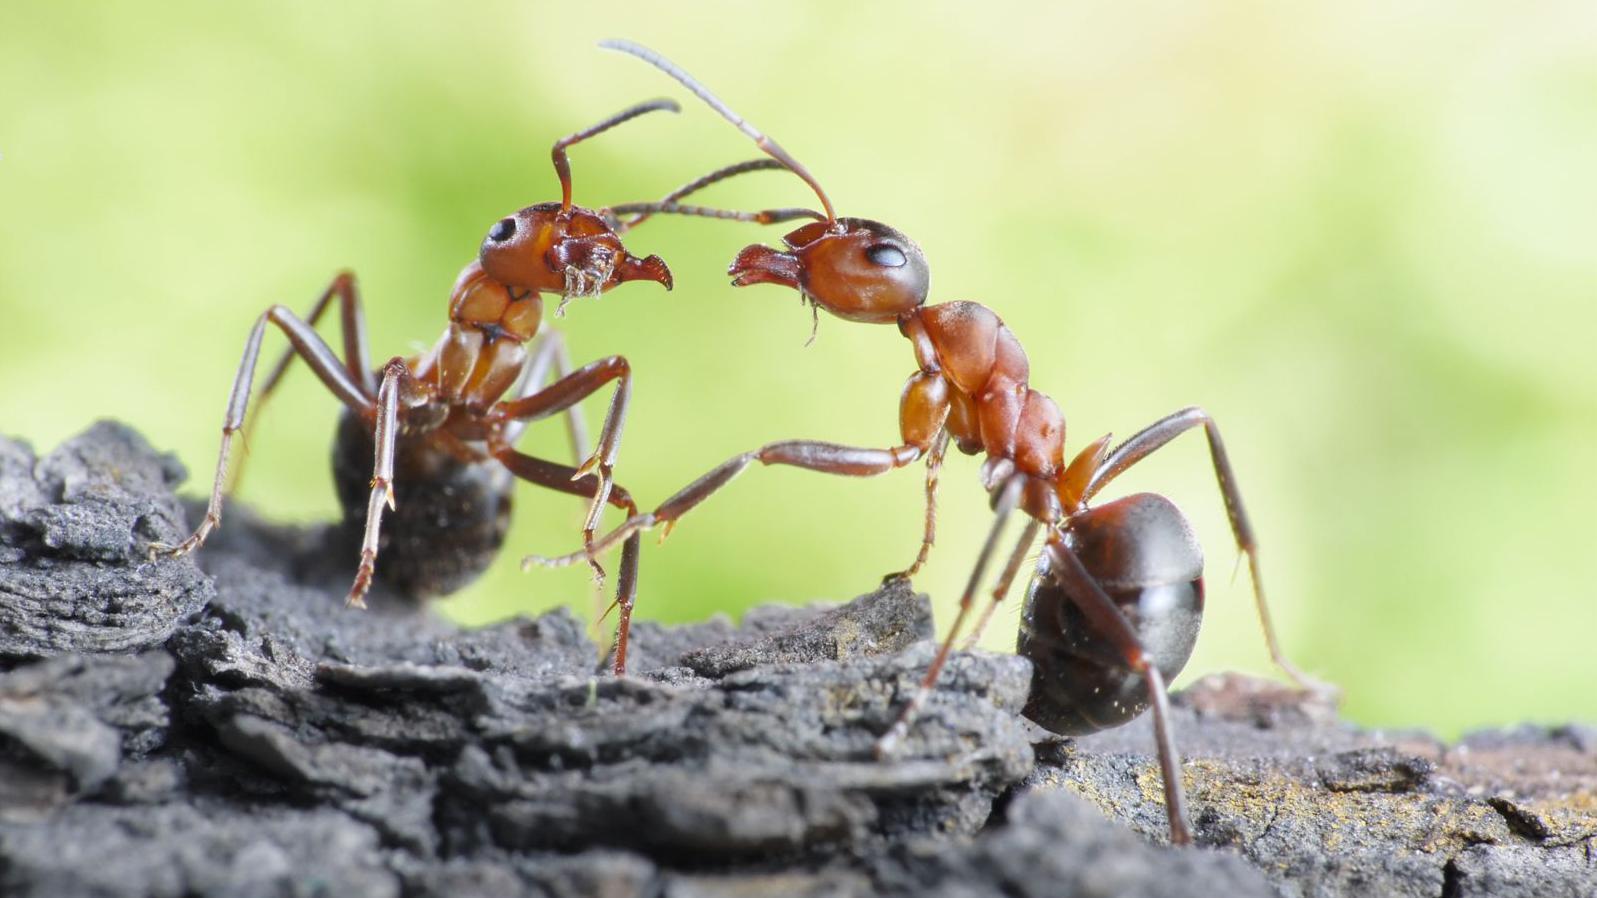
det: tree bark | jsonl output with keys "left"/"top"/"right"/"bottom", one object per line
{"left": 1, "top": 423, "right": 1591, "bottom": 897}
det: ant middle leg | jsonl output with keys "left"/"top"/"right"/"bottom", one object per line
{"left": 961, "top": 517, "right": 1043, "bottom": 651}
{"left": 509, "top": 330, "right": 591, "bottom": 466}
{"left": 490, "top": 355, "right": 633, "bottom": 563}
{"left": 1080, "top": 406, "right": 1336, "bottom": 698}
{"left": 345, "top": 358, "right": 407, "bottom": 609}
{"left": 874, "top": 475, "right": 1026, "bottom": 758}
{"left": 151, "top": 304, "right": 376, "bottom": 560}
{"left": 494, "top": 449, "right": 644, "bottom": 675}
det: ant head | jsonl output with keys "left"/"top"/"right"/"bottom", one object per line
{"left": 479, "top": 203, "right": 671, "bottom": 296}
{"left": 597, "top": 42, "right": 928, "bottom": 328}
{"left": 730, "top": 218, "right": 928, "bottom": 323}
{"left": 477, "top": 97, "right": 678, "bottom": 300}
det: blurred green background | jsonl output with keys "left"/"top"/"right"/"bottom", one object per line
{"left": 3, "top": 2, "right": 1594, "bottom": 736}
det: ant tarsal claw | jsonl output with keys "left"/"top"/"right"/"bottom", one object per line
{"left": 570, "top": 455, "right": 603, "bottom": 482}
{"left": 872, "top": 726, "right": 905, "bottom": 761}
{"left": 1294, "top": 672, "right": 1344, "bottom": 705}
{"left": 585, "top": 554, "right": 608, "bottom": 586}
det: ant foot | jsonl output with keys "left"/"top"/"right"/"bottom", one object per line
{"left": 571, "top": 455, "right": 614, "bottom": 540}
{"left": 1293, "top": 672, "right": 1344, "bottom": 706}
{"left": 346, "top": 552, "right": 375, "bottom": 609}
{"left": 872, "top": 725, "right": 906, "bottom": 761}
{"left": 146, "top": 518, "right": 216, "bottom": 561}
{"left": 570, "top": 452, "right": 604, "bottom": 484}
{"left": 581, "top": 529, "right": 609, "bottom": 586}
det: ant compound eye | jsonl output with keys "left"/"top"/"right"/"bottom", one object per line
{"left": 866, "top": 243, "right": 907, "bottom": 268}
{"left": 488, "top": 218, "right": 516, "bottom": 242}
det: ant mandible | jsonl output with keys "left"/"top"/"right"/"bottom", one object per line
{"left": 152, "top": 96, "right": 701, "bottom": 666}
{"left": 532, "top": 41, "right": 1338, "bottom": 844}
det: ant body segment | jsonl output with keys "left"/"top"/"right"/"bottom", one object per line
{"left": 153, "top": 97, "right": 694, "bottom": 667}
{"left": 532, "top": 41, "right": 1337, "bottom": 844}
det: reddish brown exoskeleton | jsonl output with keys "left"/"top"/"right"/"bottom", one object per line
{"left": 151, "top": 98, "right": 691, "bottom": 666}
{"left": 531, "top": 41, "right": 1339, "bottom": 844}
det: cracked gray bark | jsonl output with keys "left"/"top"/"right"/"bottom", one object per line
{"left": 1, "top": 422, "right": 1593, "bottom": 897}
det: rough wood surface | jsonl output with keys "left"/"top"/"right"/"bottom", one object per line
{"left": 1, "top": 423, "right": 1592, "bottom": 897}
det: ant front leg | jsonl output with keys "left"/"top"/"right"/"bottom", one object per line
{"left": 1081, "top": 407, "right": 1337, "bottom": 699}
{"left": 493, "top": 449, "right": 643, "bottom": 675}
{"left": 549, "top": 238, "right": 617, "bottom": 316}
{"left": 491, "top": 355, "right": 632, "bottom": 571}
{"left": 520, "top": 437, "right": 930, "bottom": 673}
{"left": 150, "top": 305, "right": 376, "bottom": 560}
{"left": 345, "top": 358, "right": 407, "bottom": 609}
{"left": 875, "top": 475, "right": 1025, "bottom": 758}
{"left": 889, "top": 429, "right": 949, "bottom": 582}
{"left": 888, "top": 369, "right": 956, "bottom": 581}
{"left": 524, "top": 437, "right": 932, "bottom": 570}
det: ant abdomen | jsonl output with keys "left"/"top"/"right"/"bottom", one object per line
{"left": 1019, "top": 493, "right": 1205, "bottom": 735}
{"left": 331, "top": 409, "right": 512, "bottom": 598}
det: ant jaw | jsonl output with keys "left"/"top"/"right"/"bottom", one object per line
{"left": 615, "top": 253, "right": 673, "bottom": 291}
{"left": 728, "top": 243, "right": 801, "bottom": 290}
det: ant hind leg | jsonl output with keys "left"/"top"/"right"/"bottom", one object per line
{"left": 1043, "top": 533, "right": 1193, "bottom": 846}
{"left": 150, "top": 304, "right": 375, "bottom": 561}
{"left": 874, "top": 475, "right": 1025, "bottom": 758}
{"left": 1081, "top": 406, "right": 1338, "bottom": 700}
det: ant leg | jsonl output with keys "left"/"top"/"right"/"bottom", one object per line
{"left": 512, "top": 331, "right": 616, "bottom": 629}
{"left": 610, "top": 532, "right": 641, "bottom": 675}
{"left": 491, "top": 356, "right": 631, "bottom": 565}
{"left": 1081, "top": 406, "right": 1336, "bottom": 699}
{"left": 150, "top": 305, "right": 375, "bottom": 560}
{"left": 890, "top": 429, "right": 950, "bottom": 581}
{"left": 961, "top": 518, "right": 1043, "bottom": 651}
{"left": 874, "top": 475, "right": 1025, "bottom": 758}
{"left": 1042, "top": 533, "right": 1193, "bottom": 845}
{"left": 345, "top": 359, "right": 406, "bottom": 609}
{"left": 494, "top": 450, "right": 640, "bottom": 519}
{"left": 235, "top": 273, "right": 374, "bottom": 491}
{"left": 253, "top": 272, "right": 375, "bottom": 409}
{"left": 493, "top": 449, "right": 644, "bottom": 675}
{"left": 506, "top": 330, "right": 591, "bottom": 472}
{"left": 889, "top": 372, "right": 953, "bottom": 580}
{"left": 524, "top": 438, "right": 931, "bottom": 570}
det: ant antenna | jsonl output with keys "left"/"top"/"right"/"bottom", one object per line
{"left": 611, "top": 158, "right": 822, "bottom": 232}
{"left": 609, "top": 201, "right": 822, "bottom": 230}
{"left": 599, "top": 39, "right": 838, "bottom": 223}
{"left": 553, "top": 97, "right": 680, "bottom": 212}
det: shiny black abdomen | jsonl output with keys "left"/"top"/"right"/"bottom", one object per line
{"left": 331, "top": 410, "right": 512, "bottom": 599}
{"left": 1019, "top": 492, "right": 1205, "bottom": 735}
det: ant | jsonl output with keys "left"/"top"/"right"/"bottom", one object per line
{"left": 150, "top": 96, "right": 723, "bottom": 669}
{"left": 531, "top": 41, "right": 1338, "bottom": 844}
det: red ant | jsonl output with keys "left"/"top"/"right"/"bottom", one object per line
{"left": 150, "top": 97, "right": 721, "bottom": 668}
{"left": 531, "top": 41, "right": 1338, "bottom": 844}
